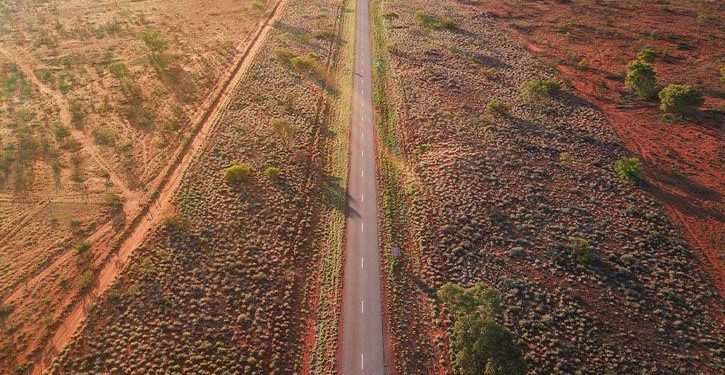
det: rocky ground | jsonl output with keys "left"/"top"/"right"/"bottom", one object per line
{"left": 375, "top": 0, "right": 724, "bottom": 373}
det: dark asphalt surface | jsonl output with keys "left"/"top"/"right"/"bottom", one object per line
{"left": 341, "top": 0, "right": 386, "bottom": 373}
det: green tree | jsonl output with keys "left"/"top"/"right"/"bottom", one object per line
{"left": 637, "top": 48, "right": 656, "bottom": 63}
{"left": 439, "top": 283, "right": 526, "bottom": 375}
{"left": 625, "top": 59, "right": 657, "bottom": 99}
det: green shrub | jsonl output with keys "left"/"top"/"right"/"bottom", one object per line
{"left": 313, "top": 30, "right": 335, "bottom": 40}
{"left": 720, "top": 66, "right": 725, "bottom": 84}
{"left": 273, "top": 49, "right": 294, "bottom": 62}
{"left": 614, "top": 156, "right": 642, "bottom": 185}
{"left": 416, "top": 12, "right": 456, "bottom": 30}
{"left": 522, "top": 78, "right": 562, "bottom": 103}
{"left": 76, "top": 241, "right": 92, "bottom": 256}
{"left": 486, "top": 100, "right": 510, "bottom": 117}
{"left": 77, "top": 270, "right": 96, "bottom": 294}
{"left": 290, "top": 54, "right": 317, "bottom": 72}
{"left": 271, "top": 119, "right": 295, "bottom": 142}
{"left": 104, "top": 192, "right": 123, "bottom": 211}
{"left": 577, "top": 58, "right": 588, "bottom": 70}
{"left": 569, "top": 237, "right": 594, "bottom": 265}
{"left": 139, "top": 29, "right": 168, "bottom": 53}
{"left": 108, "top": 61, "right": 129, "bottom": 79}
{"left": 439, "top": 283, "right": 526, "bottom": 375}
{"left": 637, "top": 48, "right": 656, "bottom": 63}
{"left": 625, "top": 59, "right": 657, "bottom": 99}
{"left": 264, "top": 166, "right": 280, "bottom": 178}
{"left": 658, "top": 84, "right": 704, "bottom": 114}
{"left": 559, "top": 151, "right": 572, "bottom": 167}
{"left": 162, "top": 215, "right": 190, "bottom": 231}
{"left": 69, "top": 99, "right": 84, "bottom": 126}
{"left": 91, "top": 127, "right": 116, "bottom": 146}
{"left": 224, "top": 163, "right": 252, "bottom": 184}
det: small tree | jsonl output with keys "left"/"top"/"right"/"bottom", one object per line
{"left": 658, "top": 84, "right": 704, "bottom": 114}
{"left": 224, "top": 163, "right": 252, "bottom": 185}
{"left": 439, "top": 283, "right": 526, "bottom": 375}
{"left": 637, "top": 47, "right": 656, "bottom": 63}
{"left": 625, "top": 59, "right": 657, "bottom": 99}
{"left": 614, "top": 156, "right": 642, "bottom": 185}
{"left": 105, "top": 192, "right": 123, "bottom": 212}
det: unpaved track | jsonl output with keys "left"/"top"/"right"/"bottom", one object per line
{"left": 29, "top": 1, "right": 290, "bottom": 373}
{"left": 341, "top": 0, "right": 386, "bottom": 373}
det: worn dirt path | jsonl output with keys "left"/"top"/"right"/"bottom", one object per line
{"left": 28, "top": 1, "right": 290, "bottom": 373}
{"left": 341, "top": 0, "right": 386, "bottom": 373}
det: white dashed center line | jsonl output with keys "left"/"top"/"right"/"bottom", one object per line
{"left": 361, "top": 353, "right": 365, "bottom": 370}
{"left": 361, "top": 257, "right": 364, "bottom": 269}
{"left": 361, "top": 300, "right": 364, "bottom": 314}
{"left": 361, "top": 222, "right": 364, "bottom": 232}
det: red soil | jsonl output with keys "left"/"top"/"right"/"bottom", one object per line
{"left": 482, "top": 0, "right": 724, "bottom": 300}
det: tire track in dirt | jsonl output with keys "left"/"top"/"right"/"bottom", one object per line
{"left": 27, "top": 1, "right": 291, "bottom": 373}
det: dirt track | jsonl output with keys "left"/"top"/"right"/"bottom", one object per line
{"left": 28, "top": 1, "right": 291, "bottom": 372}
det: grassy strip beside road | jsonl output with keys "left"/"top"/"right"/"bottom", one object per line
{"left": 310, "top": 0, "right": 355, "bottom": 372}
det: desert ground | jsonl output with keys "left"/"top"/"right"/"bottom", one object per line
{"left": 0, "top": 0, "right": 722, "bottom": 374}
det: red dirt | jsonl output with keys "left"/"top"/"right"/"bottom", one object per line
{"left": 482, "top": 0, "right": 724, "bottom": 299}
{"left": 25, "top": 2, "right": 291, "bottom": 373}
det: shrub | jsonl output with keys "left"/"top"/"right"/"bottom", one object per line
{"left": 637, "top": 47, "right": 656, "bottom": 63}
{"left": 721, "top": 66, "right": 725, "bottom": 84}
{"left": 76, "top": 241, "right": 92, "bottom": 256}
{"left": 273, "top": 49, "right": 294, "bottom": 62}
{"left": 91, "top": 127, "right": 116, "bottom": 146}
{"left": 224, "top": 163, "right": 252, "bottom": 184}
{"left": 569, "top": 237, "right": 594, "bottom": 265}
{"left": 614, "top": 156, "right": 642, "bottom": 185}
{"left": 522, "top": 78, "right": 561, "bottom": 103}
{"left": 486, "top": 100, "right": 510, "bottom": 117}
{"left": 264, "top": 166, "right": 280, "bottom": 178}
{"left": 0, "top": 303, "right": 13, "bottom": 324}
{"left": 439, "top": 283, "right": 526, "bottom": 375}
{"left": 162, "top": 215, "right": 190, "bottom": 231}
{"left": 658, "top": 84, "right": 704, "bottom": 114}
{"left": 577, "top": 58, "right": 588, "bottom": 70}
{"left": 69, "top": 99, "right": 84, "bottom": 127}
{"left": 271, "top": 119, "right": 295, "bottom": 142}
{"left": 290, "top": 54, "right": 317, "bottom": 72}
{"left": 559, "top": 151, "right": 572, "bottom": 167}
{"left": 416, "top": 13, "right": 456, "bottom": 30}
{"left": 139, "top": 29, "right": 168, "bottom": 54}
{"left": 625, "top": 59, "right": 657, "bottom": 99}
{"left": 108, "top": 61, "right": 129, "bottom": 79}
{"left": 77, "top": 270, "right": 96, "bottom": 294}
{"left": 104, "top": 192, "right": 123, "bottom": 211}
{"left": 313, "top": 30, "right": 335, "bottom": 40}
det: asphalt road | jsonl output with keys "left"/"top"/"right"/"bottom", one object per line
{"left": 341, "top": 0, "right": 386, "bottom": 373}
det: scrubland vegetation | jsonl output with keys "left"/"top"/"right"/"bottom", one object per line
{"left": 0, "top": 0, "right": 271, "bottom": 372}
{"left": 372, "top": 0, "right": 723, "bottom": 373}
{"left": 47, "top": 0, "right": 352, "bottom": 374}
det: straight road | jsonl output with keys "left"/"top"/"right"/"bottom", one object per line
{"left": 341, "top": 0, "right": 386, "bottom": 373}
